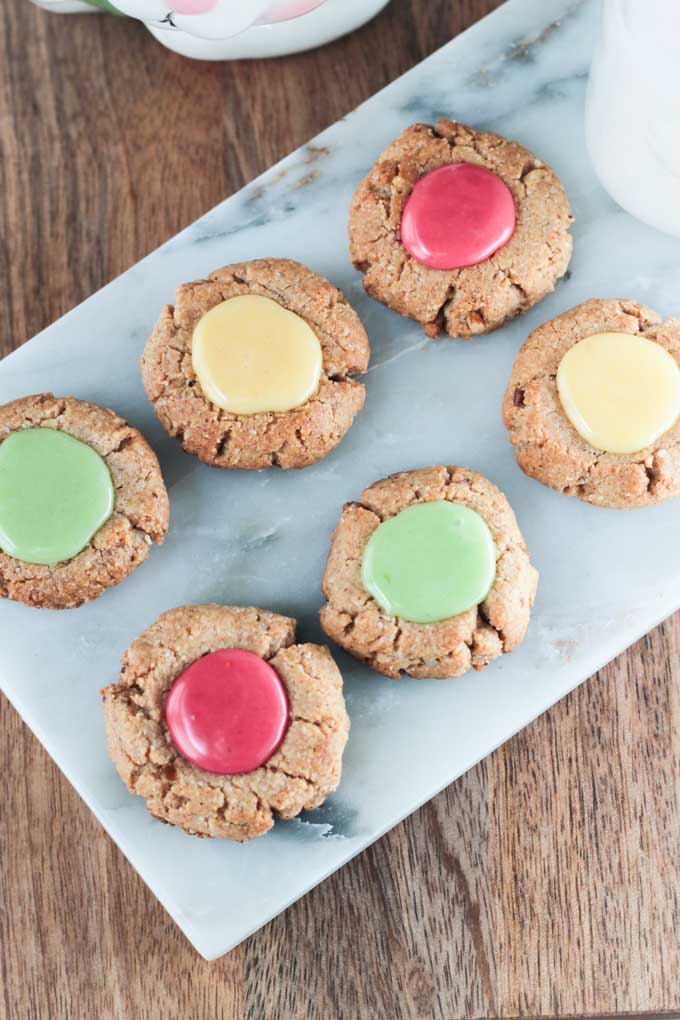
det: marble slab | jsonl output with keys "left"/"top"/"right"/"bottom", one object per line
{"left": 2, "top": 0, "right": 679, "bottom": 960}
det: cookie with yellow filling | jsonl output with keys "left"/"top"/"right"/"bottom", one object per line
{"left": 503, "top": 298, "right": 680, "bottom": 508}
{"left": 142, "top": 258, "right": 370, "bottom": 470}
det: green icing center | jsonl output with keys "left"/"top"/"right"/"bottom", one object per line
{"left": 0, "top": 428, "right": 114, "bottom": 566}
{"left": 361, "top": 499, "right": 496, "bottom": 624}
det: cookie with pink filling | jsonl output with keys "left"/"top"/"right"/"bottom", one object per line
{"left": 101, "top": 604, "right": 350, "bottom": 842}
{"left": 349, "top": 118, "right": 573, "bottom": 338}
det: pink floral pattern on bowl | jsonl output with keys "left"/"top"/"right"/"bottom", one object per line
{"left": 30, "top": 0, "right": 390, "bottom": 60}
{"left": 263, "top": 1, "right": 325, "bottom": 22}
{"left": 109, "top": 0, "right": 327, "bottom": 38}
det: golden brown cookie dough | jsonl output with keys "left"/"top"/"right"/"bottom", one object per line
{"left": 502, "top": 298, "right": 680, "bottom": 508}
{"left": 320, "top": 466, "right": 537, "bottom": 679}
{"left": 141, "top": 258, "right": 370, "bottom": 470}
{"left": 349, "top": 118, "right": 573, "bottom": 339}
{"left": 102, "top": 604, "right": 350, "bottom": 842}
{"left": 0, "top": 393, "right": 168, "bottom": 610}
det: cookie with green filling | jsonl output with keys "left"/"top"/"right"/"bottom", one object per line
{"left": 320, "top": 465, "right": 537, "bottom": 679}
{"left": 0, "top": 393, "right": 168, "bottom": 609}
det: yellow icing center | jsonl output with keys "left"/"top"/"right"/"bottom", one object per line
{"left": 192, "top": 294, "right": 323, "bottom": 415}
{"left": 556, "top": 331, "right": 680, "bottom": 454}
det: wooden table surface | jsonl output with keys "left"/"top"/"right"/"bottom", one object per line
{"left": 2, "top": 1, "right": 680, "bottom": 1018}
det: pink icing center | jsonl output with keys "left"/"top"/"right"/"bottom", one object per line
{"left": 165, "top": 648, "right": 290, "bottom": 775}
{"left": 166, "top": 0, "right": 217, "bottom": 13}
{"left": 400, "top": 163, "right": 516, "bottom": 270}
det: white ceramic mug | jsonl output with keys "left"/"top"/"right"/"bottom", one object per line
{"left": 586, "top": 0, "right": 680, "bottom": 237}
{"left": 31, "top": 0, "right": 392, "bottom": 59}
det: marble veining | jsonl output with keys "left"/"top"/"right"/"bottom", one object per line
{"left": 2, "top": 0, "right": 680, "bottom": 959}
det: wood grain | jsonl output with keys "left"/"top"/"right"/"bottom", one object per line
{"left": 1, "top": 1, "right": 680, "bottom": 1017}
